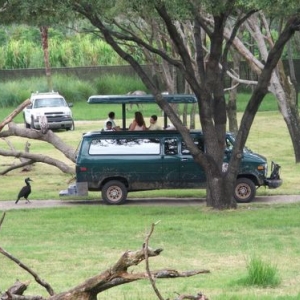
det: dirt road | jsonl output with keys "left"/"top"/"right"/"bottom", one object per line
{"left": 0, "top": 195, "right": 299, "bottom": 211}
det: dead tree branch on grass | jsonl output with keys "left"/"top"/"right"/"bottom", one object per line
{"left": 0, "top": 213, "right": 210, "bottom": 300}
{"left": 0, "top": 149, "right": 74, "bottom": 175}
{"left": 1, "top": 139, "right": 33, "bottom": 172}
{"left": 0, "top": 101, "right": 76, "bottom": 175}
{"left": 0, "top": 122, "right": 76, "bottom": 162}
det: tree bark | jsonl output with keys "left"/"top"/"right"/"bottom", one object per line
{"left": 40, "top": 26, "right": 53, "bottom": 91}
{"left": 226, "top": 49, "right": 240, "bottom": 134}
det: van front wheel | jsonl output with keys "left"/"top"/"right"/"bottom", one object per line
{"left": 102, "top": 181, "right": 127, "bottom": 205}
{"left": 234, "top": 178, "right": 256, "bottom": 203}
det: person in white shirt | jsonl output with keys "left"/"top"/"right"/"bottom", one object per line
{"left": 104, "top": 111, "right": 120, "bottom": 131}
{"left": 148, "top": 115, "right": 162, "bottom": 130}
{"left": 103, "top": 121, "right": 115, "bottom": 131}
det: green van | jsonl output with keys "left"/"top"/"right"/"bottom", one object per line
{"left": 75, "top": 129, "right": 282, "bottom": 204}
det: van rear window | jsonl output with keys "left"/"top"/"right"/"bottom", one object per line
{"left": 89, "top": 138, "right": 160, "bottom": 155}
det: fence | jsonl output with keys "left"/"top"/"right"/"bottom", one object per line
{"left": 0, "top": 61, "right": 299, "bottom": 89}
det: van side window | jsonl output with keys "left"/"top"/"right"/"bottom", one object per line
{"left": 181, "top": 138, "right": 204, "bottom": 155}
{"left": 164, "top": 138, "right": 178, "bottom": 155}
{"left": 89, "top": 138, "right": 160, "bottom": 155}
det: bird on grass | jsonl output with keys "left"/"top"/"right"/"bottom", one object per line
{"left": 15, "top": 178, "right": 33, "bottom": 204}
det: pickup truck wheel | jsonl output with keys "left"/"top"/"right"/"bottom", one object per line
{"left": 66, "top": 120, "right": 75, "bottom": 131}
{"left": 102, "top": 180, "right": 127, "bottom": 205}
{"left": 234, "top": 178, "right": 256, "bottom": 203}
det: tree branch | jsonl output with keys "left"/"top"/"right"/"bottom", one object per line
{"left": 144, "top": 222, "right": 164, "bottom": 300}
{"left": 0, "top": 149, "right": 74, "bottom": 175}
{"left": 0, "top": 99, "right": 31, "bottom": 132}
{"left": 0, "top": 247, "right": 55, "bottom": 296}
{"left": 0, "top": 122, "right": 76, "bottom": 163}
{"left": 0, "top": 159, "right": 35, "bottom": 175}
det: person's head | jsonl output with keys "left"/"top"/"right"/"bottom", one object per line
{"left": 150, "top": 115, "right": 158, "bottom": 124}
{"left": 106, "top": 121, "right": 113, "bottom": 129}
{"left": 134, "top": 111, "right": 145, "bottom": 126}
{"left": 108, "top": 112, "right": 115, "bottom": 119}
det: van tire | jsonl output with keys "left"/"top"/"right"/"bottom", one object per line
{"left": 234, "top": 178, "right": 256, "bottom": 203}
{"left": 102, "top": 180, "right": 127, "bottom": 205}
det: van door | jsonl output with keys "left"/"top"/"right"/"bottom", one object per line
{"left": 180, "top": 136, "right": 206, "bottom": 187}
{"left": 88, "top": 136, "right": 163, "bottom": 190}
{"left": 162, "top": 137, "right": 181, "bottom": 186}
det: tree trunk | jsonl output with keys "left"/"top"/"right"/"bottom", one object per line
{"left": 227, "top": 50, "right": 240, "bottom": 134}
{"left": 224, "top": 13, "right": 300, "bottom": 163}
{"left": 205, "top": 173, "right": 237, "bottom": 209}
{"left": 40, "top": 26, "right": 53, "bottom": 91}
{"left": 271, "top": 62, "right": 300, "bottom": 162}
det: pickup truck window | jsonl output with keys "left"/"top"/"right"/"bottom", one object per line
{"left": 34, "top": 98, "right": 66, "bottom": 108}
{"left": 89, "top": 138, "right": 160, "bottom": 155}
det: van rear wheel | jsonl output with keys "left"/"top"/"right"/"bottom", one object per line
{"left": 102, "top": 180, "right": 127, "bottom": 205}
{"left": 234, "top": 178, "right": 256, "bottom": 203}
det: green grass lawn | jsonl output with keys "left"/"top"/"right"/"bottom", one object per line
{"left": 1, "top": 204, "right": 300, "bottom": 299}
{"left": 1, "top": 94, "right": 300, "bottom": 299}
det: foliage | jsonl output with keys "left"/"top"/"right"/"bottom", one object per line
{"left": 0, "top": 25, "right": 128, "bottom": 68}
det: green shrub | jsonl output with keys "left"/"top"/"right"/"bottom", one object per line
{"left": 239, "top": 256, "right": 281, "bottom": 287}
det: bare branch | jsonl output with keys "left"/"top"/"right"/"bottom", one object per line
{"left": 144, "top": 222, "right": 164, "bottom": 300}
{"left": 0, "top": 122, "right": 76, "bottom": 163}
{"left": 0, "top": 247, "right": 55, "bottom": 296}
{"left": 0, "top": 212, "right": 6, "bottom": 230}
{"left": 0, "top": 149, "right": 74, "bottom": 175}
{"left": 0, "top": 99, "right": 31, "bottom": 132}
{"left": 0, "top": 159, "right": 35, "bottom": 175}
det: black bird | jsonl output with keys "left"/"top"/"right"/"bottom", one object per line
{"left": 15, "top": 178, "right": 33, "bottom": 204}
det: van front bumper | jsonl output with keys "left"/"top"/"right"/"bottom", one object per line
{"left": 265, "top": 178, "right": 283, "bottom": 189}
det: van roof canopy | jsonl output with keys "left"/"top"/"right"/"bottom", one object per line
{"left": 87, "top": 94, "right": 197, "bottom": 129}
{"left": 87, "top": 94, "right": 197, "bottom": 104}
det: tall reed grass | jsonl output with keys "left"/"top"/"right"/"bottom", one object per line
{"left": 0, "top": 74, "right": 147, "bottom": 108}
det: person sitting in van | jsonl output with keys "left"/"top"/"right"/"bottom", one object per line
{"left": 104, "top": 111, "right": 120, "bottom": 131}
{"left": 148, "top": 115, "right": 162, "bottom": 130}
{"left": 129, "top": 111, "right": 147, "bottom": 131}
{"left": 103, "top": 121, "right": 115, "bottom": 131}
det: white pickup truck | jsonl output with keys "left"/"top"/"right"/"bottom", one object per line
{"left": 23, "top": 91, "right": 74, "bottom": 131}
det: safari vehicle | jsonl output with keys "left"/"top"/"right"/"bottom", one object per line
{"left": 75, "top": 129, "right": 282, "bottom": 204}
{"left": 23, "top": 91, "right": 74, "bottom": 131}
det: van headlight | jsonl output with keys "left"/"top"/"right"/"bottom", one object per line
{"left": 257, "top": 164, "right": 268, "bottom": 176}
